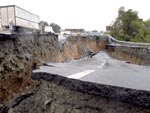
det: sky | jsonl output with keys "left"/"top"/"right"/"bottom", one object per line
{"left": 0, "top": 0, "right": 150, "bottom": 31}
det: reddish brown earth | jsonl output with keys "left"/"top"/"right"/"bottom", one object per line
{"left": 0, "top": 36, "right": 104, "bottom": 104}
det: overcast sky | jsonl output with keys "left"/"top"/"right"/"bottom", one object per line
{"left": 0, "top": 0, "right": 150, "bottom": 31}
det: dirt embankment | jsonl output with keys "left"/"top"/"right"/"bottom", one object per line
{"left": 0, "top": 35, "right": 105, "bottom": 105}
{"left": 1, "top": 35, "right": 150, "bottom": 113}
{"left": 106, "top": 45, "right": 150, "bottom": 65}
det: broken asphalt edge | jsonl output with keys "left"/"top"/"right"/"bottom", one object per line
{"left": 31, "top": 72, "right": 150, "bottom": 108}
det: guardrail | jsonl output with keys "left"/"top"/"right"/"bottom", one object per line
{"left": 103, "top": 34, "right": 150, "bottom": 47}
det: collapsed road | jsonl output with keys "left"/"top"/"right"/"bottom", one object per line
{"left": 1, "top": 33, "right": 150, "bottom": 112}
{"left": 7, "top": 51, "right": 150, "bottom": 113}
{"left": 6, "top": 51, "right": 150, "bottom": 113}
{"left": 33, "top": 51, "right": 150, "bottom": 91}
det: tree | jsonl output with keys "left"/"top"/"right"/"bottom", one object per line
{"left": 110, "top": 8, "right": 150, "bottom": 42}
{"left": 39, "top": 21, "right": 49, "bottom": 33}
{"left": 50, "top": 23, "right": 61, "bottom": 33}
{"left": 144, "top": 20, "right": 150, "bottom": 42}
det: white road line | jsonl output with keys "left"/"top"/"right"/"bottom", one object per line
{"left": 68, "top": 70, "right": 95, "bottom": 79}
{"left": 98, "top": 60, "right": 106, "bottom": 68}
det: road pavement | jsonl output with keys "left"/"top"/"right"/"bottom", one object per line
{"left": 33, "top": 51, "right": 150, "bottom": 91}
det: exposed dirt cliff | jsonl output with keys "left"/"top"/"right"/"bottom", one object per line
{"left": 0, "top": 35, "right": 105, "bottom": 105}
{"left": 105, "top": 45, "right": 150, "bottom": 65}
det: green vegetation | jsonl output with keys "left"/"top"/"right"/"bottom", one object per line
{"left": 110, "top": 8, "right": 150, "bottom": 42}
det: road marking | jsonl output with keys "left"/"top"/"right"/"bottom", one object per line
{"left": 68, "top": 70, "right": 95, "bottom": 79}
{"left": 98, "top": 60, "right": 106, "bottom": 68}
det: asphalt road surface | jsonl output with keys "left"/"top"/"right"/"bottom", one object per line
{"left": 33, "top": 51, "right": 150, "bottom": 91}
